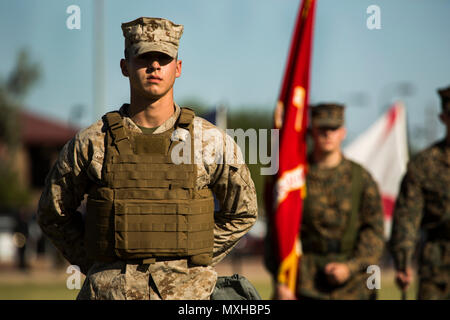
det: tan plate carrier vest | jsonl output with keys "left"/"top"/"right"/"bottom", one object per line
{"left": 85, "top": 107, "right": 215, "bottom": 266}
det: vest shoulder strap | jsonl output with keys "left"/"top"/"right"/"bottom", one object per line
{"left": 340, "top": 161, "right": 364, "bottom": 254}
{"left": 103, "top": 111, "right": 132, "bottom": 154}
{"left": 177, "top": 107, "right": 196, "bottom": 128}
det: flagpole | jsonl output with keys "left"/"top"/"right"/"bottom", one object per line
{"left": 270, "top": 0, "right": 317, "bottom": 298}
{"left": 93, "top": 0, "right": 105, "bottom": 122}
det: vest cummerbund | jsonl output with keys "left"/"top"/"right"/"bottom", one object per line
{"left": 84, "top": 107, "right": 215, "bottom": 265}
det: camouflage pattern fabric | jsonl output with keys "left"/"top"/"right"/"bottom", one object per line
{"left": 37, "top": 103, "right": 258, "bottom": 300}
{"left": 298, "top": 157, "right": 384, "bottom": 300}
{"left": 122, "top": 17, "right": 183, "bottom": 59}
{"left": 390, "top": 139, "right": 450, "bottom": 299}
{"left": 310, "top": 103, "right": 345, "bottom": 128}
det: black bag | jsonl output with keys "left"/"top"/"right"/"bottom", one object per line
{"left": 210, "top": 274, "right": 261, "bottom": 300}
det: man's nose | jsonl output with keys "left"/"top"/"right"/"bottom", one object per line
{"left": 320, "top": 130, "right": 332, "bottom": 139}
{"left": 148, "top": 60, "right": 161, "bottom": 70}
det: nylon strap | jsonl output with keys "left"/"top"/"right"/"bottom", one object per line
{"left": 177, "top": 107, "right": 195, "bottom": 127}
{"left": 104, "top": 112, "right": 133, "bottom": 155}
{"left": 340, "top": 162, "right": 363, "bottom": 254}
{"left": 113, "top": 198, "right": 214, "bottom": 215}
{"left": 114, "top": 214, "right": 214, "bottom": 232}
{"left": 302, "top": 177, "right": 328, "bottom": 253}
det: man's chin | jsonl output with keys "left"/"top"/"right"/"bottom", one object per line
{"left": 140, "top": 89, "right": 165, "bottom": 100}
{"left": 320, "top": 148, "right": 340, "bottom": 156}
{"left": 142, "top": 85, "right": 171, "bottom": 98}
{"left": 318, "top": 145, "right": 335, "bottom": 153}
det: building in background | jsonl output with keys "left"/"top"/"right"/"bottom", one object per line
{"left": 0, "top": 110, "right": 79, "bottom": 267}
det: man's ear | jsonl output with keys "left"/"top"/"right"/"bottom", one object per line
{"left": 120, "top": 59, "right": 129, "bottom": 77}
{"left": 175, "top": 59, "right": 182, "bottom": 78}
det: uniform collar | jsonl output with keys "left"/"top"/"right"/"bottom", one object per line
{"left": 118, "top": 103, "right": 181, "bottom": 134}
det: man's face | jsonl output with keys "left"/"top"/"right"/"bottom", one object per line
{"left": 120, "top": 51, "right": 182, "bottom": 99}
{"left": 311, "top": 125, "right": 347, "bottom": 154}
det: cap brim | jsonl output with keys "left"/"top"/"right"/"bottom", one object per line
{"left": 312, "top": 119, "right": 343, "bottom": 129}
{"left": 128, "top": 42, "right": 178, "bottom": 59}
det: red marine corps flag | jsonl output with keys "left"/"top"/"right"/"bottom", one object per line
{"left": 270, "top": 0, "right": 316, "bottom": 295}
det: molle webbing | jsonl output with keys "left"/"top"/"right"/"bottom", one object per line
{"left": 107, "top": 155, "right": 194, "bottom": 189}
{"left": 86, "top": 107, "right": 215, "bottom": 265}
{"left": 114, "top": 198, "right": 215, "bottom": 254}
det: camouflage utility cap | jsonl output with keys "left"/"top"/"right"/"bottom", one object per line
{"left": 311, "top": 103, "right": 345, "bottom": 128}
{"left": 438, "top": 86, "right": 450, "bottom": 113}
{"left": 121, "top": 17, "right": 184, "bottom": 59}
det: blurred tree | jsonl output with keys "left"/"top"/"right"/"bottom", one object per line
{"left": 0, "top": 163, "right": 32, "bottom": 209}
{"left": 227, "top": 107, "right": 273, "bottom": 218}
{"left": 7, "top": 50, "right": 41, "bottom": 100}
{"left": 178, "top": 98, "right": 277, "bottom": 218}
{"left": 0, "top": 49, "right": 41, "bottom": 209}
{"left": 178, "top": 96, "right": 210, "bottom": 115}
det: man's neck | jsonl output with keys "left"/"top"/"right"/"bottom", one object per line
{"left": 312, "top": 149, "right": 343, "bottom": 169}
{"left": 128, "top": 91, "right": 175, "bottom": 128}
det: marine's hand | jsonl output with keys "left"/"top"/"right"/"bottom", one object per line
{"left": 274, "top": 283, "right": 297, "bottom": 300}
{"left": 324, "top": 262, "right": 350, "bottom": 285}
{"left": 395, "top": 268, "right": 413, "bottom": 291}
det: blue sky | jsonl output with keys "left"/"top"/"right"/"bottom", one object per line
{"left": 1, "top": 0, "right": 449, "bottom": 150}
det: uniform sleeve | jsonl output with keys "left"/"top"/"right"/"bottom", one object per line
{"left": 345, "top": 170, "right": 385, "bottom": 275}
{"left": 389, "top": 160, "right": 424, "bottom": 271}
{"left": 36, "top": 134, "right": 93, "bottom": 274}
{"left": 209, "top": 134, "right": 258, "bottom": 265}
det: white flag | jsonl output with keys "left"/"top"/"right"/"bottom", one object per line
{"left": 344, "top": 102, "right": 409, "bottom": 238}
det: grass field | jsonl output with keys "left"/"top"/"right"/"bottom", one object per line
{"left": 0, "top": 256, "right": 418, "bottom": 300}
{"left": 251, "top": 276, "right": 418, "bottom": 300}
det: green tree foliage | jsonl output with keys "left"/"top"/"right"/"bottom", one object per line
{"left": 0, "top": 162, "right": 31, "bottom": 209}
{"left": 0, "top": 49, "right": 41, "bottom": 149}
{"left": 178, "top": 97, "right": 210, "bottom": 115}
{"left": 0, "top": 49, "right": 40, "bottom": 210}
{"left": 180, "top": 99, "right": 275, "bottom": 217}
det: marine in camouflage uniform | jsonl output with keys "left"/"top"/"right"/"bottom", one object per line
{"left": 390, "top": 86, "right": 450, "bottom": 300}
{"left": 266, "top": 104, "right": 384, "bottom": 300}
{"left": 37, "top": 17, "right": 257, "bottom": 300}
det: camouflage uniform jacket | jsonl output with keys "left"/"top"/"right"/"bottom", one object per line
{"left": 390, "top": 139, "right": 450, "bottom": 297}
{"left": 37, "top": 103, "right": 258, "bottom": 300}
{"left": 298, "top": 157, "right": 385, "bottom": 299}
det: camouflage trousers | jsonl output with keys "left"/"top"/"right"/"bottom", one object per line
{"left": 417, "top": 240, "right": 450, "bottom": 300}
{"left": 418, "top": 276, "right": 450, "bottom": 300}
{"left": 77, "top": 261, "right": 217, "bottom": 300}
